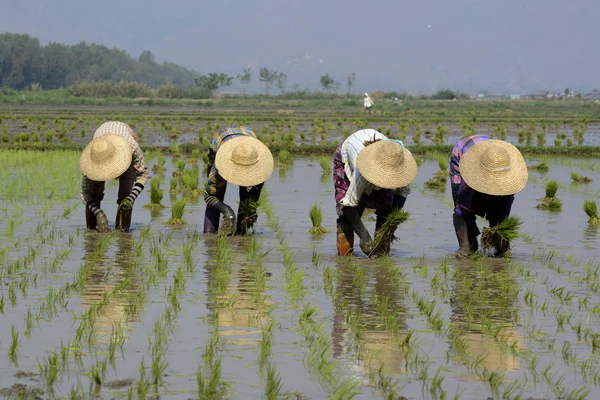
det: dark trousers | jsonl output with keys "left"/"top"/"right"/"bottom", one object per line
{"left": 336, "top": 189, "right": 394, "bottom": 229}
{"left": 85, "top": 167, "right": 136, "bottom": 229}
{"left": 451, "top": 183, "right": 514, "bottom": 228}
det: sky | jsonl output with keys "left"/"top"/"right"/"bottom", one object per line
{"left": 1, "top": 0, "right": 598, "bottom": 94}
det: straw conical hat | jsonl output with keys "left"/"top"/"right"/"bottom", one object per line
{"left": 356, "top": 140, "right": 418, "bottom": 189}
{"left": 80, "top": 134, "right": 132, "bottom": 181}
{"left": 459, "top": 140, "right": 528, "bottom": 196}
{"left": 215, "top": 136, "right": 274, "bottom": 187}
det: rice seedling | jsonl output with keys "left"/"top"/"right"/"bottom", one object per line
{"left": 537, "top": 181, "right": 562, "bottom": 210}
{"left": 238, "top": 198, "right": 261, "bottom": 234}
{"left": 370, "top": 209, "right": 409, "bottom": 256}
{"left": 308, "top": 203, "right": 329, "bottom": 234}
{"left": 481, "top": 216, "right": 522, "bottom": 253}
{"left": 145, "top": 178, "right": 166, "bottom": 209}
{"left": 571, "top": 172, "right": 592, "bottom": 183}
{"left": 165, "top": 199, "right": 187, "bottom": 225}
{"left": 278, "top": 150, "right": 292, "bottom": 165}
{"left": 152, "top": 156, "right": 167, "bottom": 173}
{"left": 584, "top": 200, "right": 600, "bottom": 225}
{"left": 529, "top": 162, "right": 549, "bottom": 172}
{"left": 318, "top": 156, "right": 330, "bottom": 171}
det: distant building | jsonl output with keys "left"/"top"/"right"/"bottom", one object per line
{"left": 510, "top": 94, "right": 521, "bottom": 100}
{"left": 584, "top": 90, "right": 600, "bottom": 100}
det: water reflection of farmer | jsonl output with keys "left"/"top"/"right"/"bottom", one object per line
{"left": 80, "top": 121, "right": 148, "bottom": 233}
{"left": 81, "top": 232, "right": 140, "bottom": 340}
{"left": 331, "top": 258, "right": 408, "bottom": 374}
{"left": 450, "top": 135, "right": 528, "bottom": 258}
{"left": 203, "top": 127, "right": 274, "bottom": 236}
{"left": 449, "top": 260, "right": 522, "bottom": 372}
{"left": 334, "top": 129, "right": 417, "bottom": 257}
{"left": 203, "top": 236, "right": 271, "bottom": 343}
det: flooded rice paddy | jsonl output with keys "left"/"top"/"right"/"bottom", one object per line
{"left": 1, "top": 149, "right": 600, "bottom": 399}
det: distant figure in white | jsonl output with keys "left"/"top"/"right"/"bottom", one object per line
{"left": 364, "top": 93, "right": 374, "bottom": 115}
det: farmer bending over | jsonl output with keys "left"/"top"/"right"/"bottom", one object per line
{"left": 451, "top": 135, "right": 528, "bottom": 258}
{"left": 80, "top": 121, "right": 148, "bottom": 232}
{"left": 334, "top": 129, "right": 417, "bottom": 256}
{"left": 204, "top": 126, "right": 274, "bottom": 236}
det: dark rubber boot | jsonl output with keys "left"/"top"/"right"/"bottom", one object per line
{"left": 86, "top": 207, "right": 98, "bottom": 230}
{"left": 453, "top": 214, "right": 471, "bottom": 258}
{"left": 115, "top": 208, "right": 132, "bottom": 231}
{"left": 336, "top": 224, "right": 354, "bottom": 256}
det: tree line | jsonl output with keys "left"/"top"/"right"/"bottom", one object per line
{"left": 0, "top": 33, "right": 199, "bottom": 90}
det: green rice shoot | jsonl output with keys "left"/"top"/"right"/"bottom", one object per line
{"left": 481, "top": 215, "right": 522, "bottom": 251}
{"left": 571, "top": 172, "right": 593, "bottom": 183}
{"left": 278, "top": 150, "right": 292, "bottom": 165}
{"left": 545, "top": 180, "right": 558, "bottom": 198}
{"left": 146, "top": 178, "right": 166, "bottom": 209}
{"left": 370, "top": 209, "right": 409, "bottom": 256}
{"left": 529, "top": 162, "right": 549, "bottom": 173}
{"left": 308, "top": 203, "right": 329, "bottom": 234}
{"left": 166, "top": 199, "right": 187, "bottom": 225}
{"left": 584, "top": 200, "right": 600, "bottom": 225}
{"left": 318, "top": 156, "right": 330, "bottom": 171}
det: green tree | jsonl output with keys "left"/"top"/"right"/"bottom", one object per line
{"left": 259, "top": 67, "right": 279, "bottom": 95}
{"left": 194, "top": 73, "right": 234, "bottom": 96}
{"left": 320, "top": 73, "right": 338, "bottom": 93}
{"left": 564, "top": 88, "right": 570, "bottom": 99}
{"left": 346, "top": 72, "right": 356, "bottom": 94}
{"left": 275, "top": 73, "right": 287, "bottom": 93}
{"left": 238, "top": 67, "right": 252, "bottom": 93}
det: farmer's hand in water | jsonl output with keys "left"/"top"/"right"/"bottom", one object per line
{"left": 219, "top": 204, "right": 237, "bottom": 236}
{"left": 96, "top": 211, "right": 110, "bottom": 233}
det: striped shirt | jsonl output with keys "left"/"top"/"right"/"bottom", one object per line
{"left": 450, "top": 134, "right": 491, "bottom": 185}
{"left": 81, "top": 121, "right": 148, "bottom": 204}
{"left": 340, "top": 129, "right": 411, "bottom": 208}
{"left": 206, "top": 126, "right": 256, "bottom": 195}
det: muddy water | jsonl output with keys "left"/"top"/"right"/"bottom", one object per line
{"left": 1, "top": 153, "right": 600, "bottom": 399}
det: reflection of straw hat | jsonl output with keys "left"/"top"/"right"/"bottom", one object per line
{"left": 356, "top": 140, "right": 418, "bottom": 189}
{"left": 459, "top": 140, "right": 528, "bottom": 196}
{"left": 215, "top": 136, "right": 274, "bottom": 187}
{"left": 80, "top": 134, "right": 132, "bottom": 181}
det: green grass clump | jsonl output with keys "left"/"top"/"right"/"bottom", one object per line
{"left": 308, "top": 203, "right": 329, "bottom": 234}
{"left": 145, "top": 178, "right": 166, "bottom": 209}
{"left": 571, "top": 172, "right": 592, "bottom": 183}
{"left": 278, "top": 150, "right": 292, "bottom": 165}
{"left": 481, "top": 215, "right": 522, "bottom": 251}
{"left": 166, "top": 199, "right": 187, "bottom": 225}
{"left": 545, "top": 180, "right": 558, "bottom": 198}
{"left": 370, "top": 209, "right": 409, "bottom": 256}
{"left": 152, "top": 156, "right": 167, "bottom": 173}
{"left": 584, "top": 200, "right": 599, "bottom": 225}
{"left": 529, "top": 162, "right": 549, "bottom": 172}
{"left": 318, "top": 156, "right": 330, "bottom": 171}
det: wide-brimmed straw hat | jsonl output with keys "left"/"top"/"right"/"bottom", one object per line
{"left": 356, "top": 140, "right": 418, "bottom": 189}
{"left": 80, "top": 134, "right": 132, "bottom": 181}
{"left": 215, "top": 136, "right": 274, "bottom": 187}
{"left": 459, "top": 139, "right": 528, "bottom": 196}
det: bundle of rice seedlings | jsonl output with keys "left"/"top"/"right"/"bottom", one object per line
{"left": 145, "top": 178, "right": 166, "bottom": 209}
{"left": 424, "top": 174, "right": 447, "bottom": 189}
{"left": 528, "top": 163, "right": 549, "bottom": 173}
{"left": 152, "top": 156, "right": 167, "bottom": 174}
{"left": 537, "top": 197, "right": 562, "bottom": 211}
{"left": 278, "top": 150, "right": 292, "bottom": 165}
{"left": 584, "top": 200, "right": 600, "bottom": 225}
{"left": 238, "top": 198, "right": 262, "bottom": 233}
{"left": 481, "top": 215, "right": 522, "bottom": 252}
{"left": 437, "top": 155, "right": 449, "bottom": 174}
{"left": 370, "top": 209, "right": 410, "bottom": 256}
{"left": 318, "top": 156, "right": 331, "bottom": 171}
{"left": 166, "top": 199, "right": 187, "bottom": 225}
{"left": 170, "top": 143, "right": 181, "bottom": 157}
{"left": 571, "top": 172, "right": 593, "bottom": 183}
{"left": 181, "top": 167, "right": 200, "bottom": 196}
{"left": 545, "top": 180, "right": 558, "bottom": 198}
{"left": 308, "top": 204, "right": 329, "bottom": 234}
